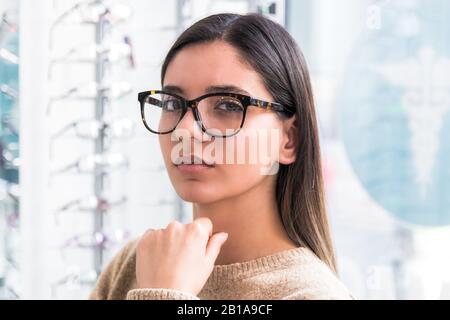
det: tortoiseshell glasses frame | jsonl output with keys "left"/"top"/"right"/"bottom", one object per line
{"left": 138, "top": 90, "right": 295, "bottom": 138}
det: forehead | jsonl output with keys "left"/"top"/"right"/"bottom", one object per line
{"left": 163, "top": 41, "right": 265, "bottom": 96}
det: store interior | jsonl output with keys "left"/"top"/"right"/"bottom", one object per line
{"left": 0, "top": 0, "right": 449, "bottom": 299}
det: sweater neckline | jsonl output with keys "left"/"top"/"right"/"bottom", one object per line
{"left": 207, "top": 246, "right": 315, "bottom": 283}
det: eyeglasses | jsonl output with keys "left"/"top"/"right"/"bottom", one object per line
{"left": 1, "top": 116, "right": 19, "bottom": 136}
{"left": 138, "top": 90, "right": 294, "bottom": 137}
{"left": 59, "top": 229, "right": 130, "bottom": 261}
{"left": 61, "top": 230, "right": 130, "bottom": 251}
{"left": 51, "top": 118, "right": 135, "bottom": 140}
{"left": 1, "top": 140, "right": 19, "bottom": 170}
{"left": 51, "top": 38, "right": 133, "bottom": 64}
{"left": 0, "top": 48, "right": 18, "bottom": 65}
{"left": 49, "top": 36, "right": 135, "bottom": 78}
{"left": 51, "top": 1, "right": 132, "bottom": 27}
{"left": 53, "top": 195, "right": 127, "bottom": 224}
{"left": 47, "top": 81, "right": 132, "bottom": 114}
{"left": 0, "top": 84, "right": 17, "bottom": 99}
{"left": 51, "top": 152, "right": 128, "bottom": 176}
{"left": 50, "top": 266, "right": 99, "bottom": 298}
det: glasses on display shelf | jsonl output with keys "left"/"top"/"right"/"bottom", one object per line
{"left": 51, "top": 1, "right": 132, "bottom": 28}
{"left": 2, "top": 228, "right": 20, "bottom": 275}
{"left": 50, "top": 266, "right": 98, "bottom": 298}
{"left": 2, "top": 191, "right": 19, "bottom": 223}
{"left": 123, "top": 36, "right": 134, "bottom": 68}
{"left": 0, "top": 84, "right": 18, "bottom": 99}
{"left": 53, "top": 195, "right": 127, "bottom": 224}
{"left": 138, "top": 89, "right": 295, "bottom": 138}
{"left": 49, "top": 81, "right": 132, "bottom": 101}
{"left": 46, "top": 0, "right": 136, "bottom": 287}
{"left": 0, "top": 141, "right": 20, "bottom": 170}
{"left": 56, "top": 194, "right": 127, "bottom": 213}
{"left": 50, "top": 36, "right": 134, "bottom": 65}
{"left": 49, "top": 119, "right": 135, "bottom": 160}
{"left": 50, "top": 152, "right": 129, "bottom": 177}
{"left": 3, "top": 251, "right": 19, "bottom": 272}
{"left": 62, "top": 229, "right": 130, "bottom": 249}
{"left": 46, "top": 81, "right": 132, "bottom": 114}
{"left": 2, "top": 240, "right": 20, "bottom": 273}
{"left": 2, "top": 280, "right": 20, "bottom": 300}
{"left": 4, "top": 211, "right": 19, "bottom": 229}
{"left": 0, "top": 47, "right": 18, "bottom": 65}
{"left": 49, "top": 1, "right": 132, "bottom": 51}
{"left": 48, "top": 35, "right": 135, "bottom": 79}
{"left": 0, "top": 181, "right": 19, "bottom": 202}
{"left": 51, "top": 118, "right": 135, "bottom": 141}
{"left": 0, "top": 13, "right": 18, "bottom": 47}
{"left": 1, "top": 12, "right": 18, "bottom": 32}
{"left": 59, "top": 229, "right": 130, "bottom": 261}
{"left": 1, "top": 116, "right": 19, "bottom": 137}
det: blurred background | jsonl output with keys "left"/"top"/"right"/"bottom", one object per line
{"left": 0, "top": 0, "right": 449, "bottom": 299}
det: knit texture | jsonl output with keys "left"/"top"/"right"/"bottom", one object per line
{"left": 89, "top": 238, "right": 356, "bottom": 300}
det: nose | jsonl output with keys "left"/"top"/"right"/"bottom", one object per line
{"left": 172, "top": 105, "right": 206, "bottom": 142}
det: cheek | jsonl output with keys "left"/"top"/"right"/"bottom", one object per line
{"left": 159, "top": 135, "right": 173, "bottom": 164}
{"left": 206, "top": 130, "right": 277, "bottom": 196}
{"left": 238, "top": 112, "right": 283, "bottom": 167}
{"left": 156, "top": 117, "right": 279, "bottom": 204}
{"left": 218, "top": 162, "right": 266, "bottom": 195}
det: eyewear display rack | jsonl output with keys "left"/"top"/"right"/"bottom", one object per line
{"left": 0, "top": 6, "right": 20, "bottom": 300}
{"left": 47, "top": 0, "right": 133, "bottom": 294}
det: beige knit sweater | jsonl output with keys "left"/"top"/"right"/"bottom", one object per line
{"left": 89, "top": 238, "right": 356, "bottom": 300}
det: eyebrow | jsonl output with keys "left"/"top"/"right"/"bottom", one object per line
{"left": 162, "top": 85, "right": 250, "bottom": 96}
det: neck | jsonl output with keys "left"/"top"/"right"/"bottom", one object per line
{"left": 192, "top": 177, "right": 298, "bottom": 265}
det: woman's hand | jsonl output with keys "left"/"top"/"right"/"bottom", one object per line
{"left": 135, "top": 217, "right": 228, "bottom": 296}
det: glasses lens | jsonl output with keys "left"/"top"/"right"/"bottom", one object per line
{"left": 197, "top": 95, "right": 244, "bottom": 136}
{"left": 142, "top": 92, "right": 183, "bottom": 133}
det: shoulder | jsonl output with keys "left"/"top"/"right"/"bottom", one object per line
{"left": 89, "top": 237, "right": 139, "bottom": 300}
{"left": 281, "top": 247, "right": 356, "bottom": 300}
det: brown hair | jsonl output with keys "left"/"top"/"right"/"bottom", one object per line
{"left": 161, "top": 13, "right": 337, "bottom": 273}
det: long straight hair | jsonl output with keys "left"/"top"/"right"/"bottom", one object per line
{"left": 160, "top": 13, "right": 337, "bottom": 273}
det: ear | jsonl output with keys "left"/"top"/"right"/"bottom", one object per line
{"left": 278, "top": 115, "right": 298, "bottom": 165}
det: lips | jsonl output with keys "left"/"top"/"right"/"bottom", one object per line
{"left": 175, "top": 154, "right": 215, "bottom": 167}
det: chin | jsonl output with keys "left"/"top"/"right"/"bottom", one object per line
{"left": 173, "top": 182, "right": 219, "bottom": 204}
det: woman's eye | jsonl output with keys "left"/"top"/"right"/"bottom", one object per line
{"left": 215, "top": 101, "right": 243, "bottom": 112}
{"left": 162, "top": 99, "right": 181, "bottom": 111}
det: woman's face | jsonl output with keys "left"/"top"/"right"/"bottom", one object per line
{"left": 160, "top": 40, "right": 295, "bottom": 203}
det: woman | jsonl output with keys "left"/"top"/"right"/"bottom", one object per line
{"left": 89, "top": 12, "right": 355, "bottom": 300}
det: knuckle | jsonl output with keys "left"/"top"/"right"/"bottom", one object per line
{"left": 139, "top": 229, "right": 156, "bottom": 245}
{"left": 190, "top": 221, "right": 202, "bottom": 230}
{"left": 190, "top": 221, "right": 207, "bottom": 236}
{"left": 144, "top": 228, "right": 155, "bottom": 235}
{"left": 166, "top": 220, "right": 182, "bottom": 230}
